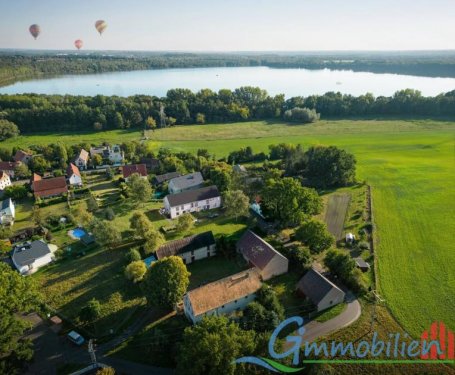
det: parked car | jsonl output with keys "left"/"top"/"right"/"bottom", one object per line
{"left": 67, "top": 330, "right": 85, "bottom": 345}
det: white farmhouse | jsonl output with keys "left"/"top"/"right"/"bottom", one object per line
{"left": 168, "top": 172, "right": 204, "bottom": 194}
{"left": 0, "top": 171, "right": 12, "bottom": 191}
{"left": 0, "top": 198, "right": 15, "bottom": 225}
{"left": 183, "top": 268, "right": 262, "bottom": 324}
{"left": 66, "top": 163, "right": 83, "bottom": 187}
{"left": 155, "top": 231, "right": 216, "bottom": 265}
{"left": 164, "top": 185, "right": 221, "bottom": 219}
{"left": 236, "top": 230, "right": 289, "bottom": 281}
{"left": 12, "top": 240, "right": 57, "bottom": 275}
{"left": 296, "top": 268, "right": 346, "bottom": 312}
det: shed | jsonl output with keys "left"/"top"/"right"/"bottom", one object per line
{"left": 354, "top": 257, "right": 371, "bottom": 272}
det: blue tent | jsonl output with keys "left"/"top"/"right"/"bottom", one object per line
{"left": 143, "top": 255, "right": 157, "bottom": 268}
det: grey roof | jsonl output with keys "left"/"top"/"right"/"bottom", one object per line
{"left": 153, "top": 172, "right": 181, "bottom": 184}
{"left": 156, "top": 231, "right": 215, "bottom": 259}
{"left": 169, "top": 172, "right": 204, "bottom": 190}
{"left": 237, "top": 230, "right": 283, "bottom": 270}
{"left": 12, "top": 240, "right": 51, "bottom": 267}
{"left": 165, "top": 185, "right": 220, "bottom": 207}
{"left": 354, "top": 257, "right": 370, "bottom": 269}
{"left": 297, "top": 268, "right": 344, "bottom": 305}
{"left": 0, "top": 198, "right": 13, "bottom": 210}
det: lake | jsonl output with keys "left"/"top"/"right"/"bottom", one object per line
{"left": 1, "top": 66, "right": 454, "bottom": 97}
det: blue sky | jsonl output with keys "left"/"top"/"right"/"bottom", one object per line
{"left": 0, "top": 0, "right": 454, "bottom": 51}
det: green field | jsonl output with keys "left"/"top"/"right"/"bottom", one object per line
{"left": 4, "top": 118, "right": 455, "bottom": 337}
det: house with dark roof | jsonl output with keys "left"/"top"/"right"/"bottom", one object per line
{"left": 66, "top": 163, "right": 82, "bottom": 187}
{"left": 33, "top": 176, "right": 68, "bottom": 199}
{"left": 122, "top": 164, "right": 148, "bottom": 181}
{"left": 168, "top": 172, "right": 204, "bottom": 194}
{"left": 164, "top": 185, "right": 221, "bottom": 219}
{"left": 14, "top": 150, "right": 32, "bottom": 164}
{"left": 0, "top": 198, "right": 15, "bottom": 225}
{"left": 155, "top": 231, "right": 216, "bottom": 264}
{"left": 0, "top": 161, "right": 19, "bottom": 178}
{"left": 236, "top": 230, "right": 288, "bottom": 281}
{"left": 296, "top": 268, "right": 346, "bottom": 312}
{"left": 152, "top": 172, "right": 181, "bottom": 186}
{"left": 140, "top": 157, "right": 160, "bottom": 172}
{"left": 11, "top": 240, "right": 57, "bottom": 275}
{"left": 74, "top": 149, "right": 89, "bottom": 170}
{"left": 183, "top": 268, "right": 262, "bottom": 324}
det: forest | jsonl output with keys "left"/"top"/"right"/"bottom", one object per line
{"left": 0, "top": 87, "right": 454, "bottom": 134}
{"left": 1, "top": 51, "right": 455, "bottom": 87}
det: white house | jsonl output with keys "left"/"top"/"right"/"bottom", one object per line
{"left": 236, "top": 230, "right": 289, "bottom": 281}
{"left": 168, "top": 172, "right": 204, "bottom": 194}
{"left": 90, "top": 144, "right": 124, "bottom": 165}
{"left": 12, "top": 240, "right": 58, "bottom": 275}
{"left": 0, "top": 171, "right": 12, "bottom": 191}
{"left": 155, "top": 231, "right": 216, "bottom": 265}
{"left": 164, "top": 185, "right": 221, "bottom": 219}
{"left": 66, "top": 163, "right": 83, "bottom": 187}
{"left": 296, "top": 268, "right": 346, "bottom": 312}
{"left": 74, "top": 149, "right": 89, "bottom": 170}
{"left": 183, "top": 268, "right": 262, "bottom": 324}
{"left": 0, "top": 198, "right": 15, "bottom": 225}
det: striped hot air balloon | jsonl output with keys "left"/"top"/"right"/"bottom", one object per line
{"left": 95, "top": 20, "right": 107, "bottom": 35}
{"left": 29, "top": 24, "right": 41, "bottom": 39}
{"left": 74, "top": 39, "right": 83, "bottom": 50}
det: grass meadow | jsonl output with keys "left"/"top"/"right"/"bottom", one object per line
{"left": 5, "top": 118, "right": 454, "bottom": 338}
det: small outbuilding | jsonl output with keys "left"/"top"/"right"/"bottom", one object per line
{"left": 346, "top": 233, "right": 356, "bottom": 244}
{"left": 296, "top": 268, "right": 345, "bottom": 312}
{"left": 354, "top": 257, "right": 371, "bottom": 272}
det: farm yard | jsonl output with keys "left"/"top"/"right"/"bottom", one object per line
{"left": 3, "top": 118, "right": 453, "bottom": 344}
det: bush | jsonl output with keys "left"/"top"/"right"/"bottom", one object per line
{"left": 125, "top": 248, "right": 141, "bottom": 263}
{"left": 358, "top": 241, "right": 370, "bottom": 250}
{"left": 104, "top": 207, "right": 115, "bottom": 221}
{"left": 295, "top": 220, "right": 334, "bottom": 253}
{"left": 284, "top": 107, "right": 320, "bottom": 123}
{"left": 125, "top": 260, "right": 147, "bottom": 283}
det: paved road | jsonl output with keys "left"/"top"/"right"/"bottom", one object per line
{"left": 296, "top": 292, "right": 361, "bottom": 343}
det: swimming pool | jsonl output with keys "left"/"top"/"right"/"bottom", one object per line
{"left": 69, "top": 228, "right": 87, "bottom": 239}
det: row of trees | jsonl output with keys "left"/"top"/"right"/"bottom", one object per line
{"left": 1, "top": 88, "right": 454, "bottom": 134}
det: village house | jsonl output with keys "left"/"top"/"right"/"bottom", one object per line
{"left": 140, "top": 157, "right": 160, "bottom": 172}
{"left": 14, "top": 150, "right": 33, "bottom": 165}
{"left": 296, "top": 268, "right": 346, "bottom": 312}
{"left": 183, "top": 268, "right": 262, "bottom": 324}
{"left": 74, "top": 149, "right": 89, "bottom": 170}
{"left": 33, "top": 176, "right": 68, "bottom": 199}
{"left": 164, "top": 185, "right": 221, "bottom": 219}
{"left": 66, "top": 163, "right": 83, "bottom": 187}
{"left": 168, "top": 172, "right": 204, "bottom": 194}
{"left": 0, "top": 198, "right": 15, "bottom": 225}
{"left": 236, "top": 230, "right": 289, "bottom": 281}
{"left": 90, "top": 144, "right": 124, "bottom": 165}
{"left": 0, "top": 171, "right": 12, "bottom": 191}
{"left": 155, "top": 231, "right": 216, "bottom": 265}
{"left": 122, "top": 164, "right": 148, "bottom": 181}
{"left": 0, "top": 161, "right": 19, "bottom": 178}
{"left": 11, "top": 240, "right": 57, "bottom": 275}
{"left": 152, "top": 171, "right": 181, "bottom": 186}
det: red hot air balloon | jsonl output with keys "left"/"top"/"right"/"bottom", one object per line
{"left": 74, "top": 39, "right": 83, "bottom": 50}
{"left": 29, "top": 24, "right": 41, "bottom": 39}
{"left": 95, "top": 20, "right": 107, "bottom": 35}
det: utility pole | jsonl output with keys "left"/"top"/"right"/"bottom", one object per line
{"left": 370, "top": 290, "right": 385, "bottom": 332}
{"left": 88, "top": 339, "right": 97, "bottom": 368}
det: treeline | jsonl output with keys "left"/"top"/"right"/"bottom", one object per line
{"left": 1, "top": 52, "right": 455, "bottom": 85}
{"left": 0, "top": 87, "right": 455, "bottom": 134}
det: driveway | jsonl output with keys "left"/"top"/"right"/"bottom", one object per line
{"left": 296, "top": 291, "right": 361, "bottom": 343}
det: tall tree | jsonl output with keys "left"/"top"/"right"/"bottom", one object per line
{"left": 295, "top": 220, "right": 334, "bottom": 253}
{"left": 127, "top": 173, "right": 153, "bottom": 204}
{"left": 176, "top": 212, "right": 195, "bottom": 234}
{"left": 92, "top": 220, "right": 122, "bottom": 249}
{"left": 223, "top": 190, "right": 250, "bottom": 221}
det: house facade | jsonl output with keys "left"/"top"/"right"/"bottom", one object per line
{"left": 155, "top": 231, "right": 216, "bottom": 265}
{"left": 164, "top": 185, "right": 221, "bottom": 219}
{"left": 168, "top": 172, "right": 204, "bottom": 194}
{"left": 74, "top": 149, "right": 89, "bottom": 170}
{"left": 183, "top": 269, "right": 262, "bottom": 324}
{"left": 66, "top": 163, "right": 83, "bottom": 187}
{"left": 0, "top": 171, "right": 12, "bottom": 191}
{"left": 0, "top": 198, "right": 15, "bottom": 225}
{"left": 12, "top": 240, "right": 57, "bottom": 275}
{"left": 236, "top": 230, "right": 289, "bottom": 281}
{"left": 296, "top": 268, "right": 346, "bottom": 312}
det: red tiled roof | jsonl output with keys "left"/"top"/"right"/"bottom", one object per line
{"left": 0, "top": 161, "right": 18, "bottom": 171}
{"left": 33, "top": 176, "right": 68, "bottom": 198}
{"left": 66, "top": 163, "right": 81, "bottom": 177}
{"left": 122, "top": 164, "right": 147, "bottom": 178}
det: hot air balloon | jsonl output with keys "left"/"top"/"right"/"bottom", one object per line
{"left": 29, "top": 24, "right": 41, "bottom": 39}
{"left": 74, "top": 39, "right": 83, "bottom": 50}
{"left": 95, "top": 20, "right": 107, "bottom": 35}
